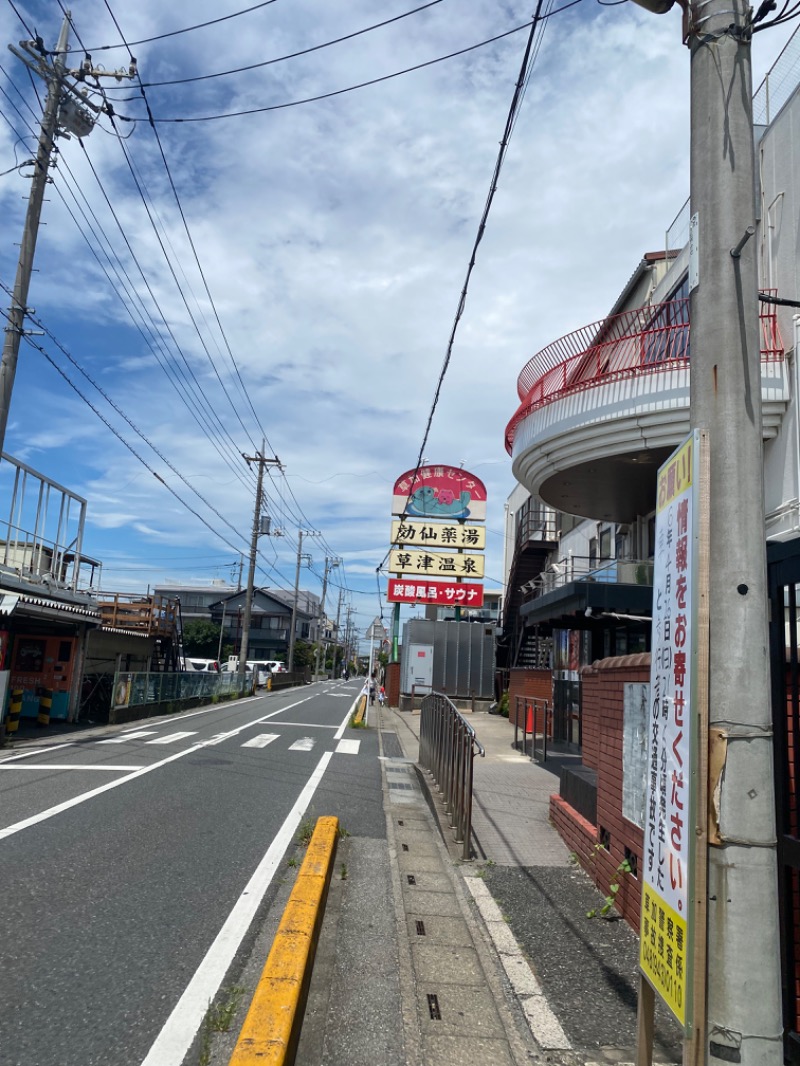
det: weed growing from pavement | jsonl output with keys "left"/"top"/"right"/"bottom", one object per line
{"left": 340, "top": 862, "right": 348, "bottom": 880}
{"left": 198, "top": 986, "right": 247, "bottom": 1064}
{"left": 286, "top": 855, "right": 298, "bottom": 868}
{"left": 474, "top": 859, "right": 495, "bottom": 879}
{"left": 350, "top": 712, "right": 368, "bottom": 729}
{"left": 296, "top": 814, "right": 315, "bottom": 846}
{"left": 587, "top": 856, "right": 632, "bottom": 919}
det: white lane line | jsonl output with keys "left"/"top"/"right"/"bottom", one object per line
{"left": 0, "top": 764, "right": 142, "bottom": 771}
{"left": 98, "top": 731, "right": 157, "bottom": 744}
{"left": 464, "top": 876, "right": 571, "bottom": 1050}
{"left": 288, "top": 737, "right": 315, "bottom": 752}
{"left": 270, "top": 721, "right": 337, "bottom": 729}
{"left": 241, "top": 734, "right": 279, "bottom": 749}
{"left": 335, "top": 739, "right": 360, "bottom": 755}
{"left": 205, "top": 730, "right": 242, "bottom": 747}
{"left": 139, "top": 752, "right": 333, "bottom": 1066}
{"left": 0, "top": 743, "right": 76, "bottom": 764}
{"left": 0, "top": 709, "right": 282, "bottom": 842}
{"left": 255, "top": 694, "right": 316, "bottom": 723}
{"left": 333, "top": 698, "right": 360, "bottom": 740}
{"left": 146, "top": 731, "right": 198, "bottom": 745}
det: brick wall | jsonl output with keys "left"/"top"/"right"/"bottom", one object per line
{"left": 549, "top": 653, "right": 650, "bottom": 930}
{"left": 508, "top": 668, "right": 551, "bottom": 727}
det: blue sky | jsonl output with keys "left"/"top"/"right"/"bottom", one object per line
{"left": 0, "top": 0, "right": 794, "bottom": 643}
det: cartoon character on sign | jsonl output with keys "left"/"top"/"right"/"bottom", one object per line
{"left": 406, "top": 486, "right": 473, "bottom": 519}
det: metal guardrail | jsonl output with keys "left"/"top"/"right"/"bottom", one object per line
{"left": 418, "top": 691, "right": 485, "bottom": 860}
{"left": 513, "top": 696, "right": 550, "bottom": 763}
{"left": 111, "top": 669, "right": 245, "bottom": 710}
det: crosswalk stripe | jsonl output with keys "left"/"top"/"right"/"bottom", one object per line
{"left": 98, "top": 731, "right": 157, "bottom": 744}
{"left": 242, "top": 734, "right": 280, "bottom": 749}
{"left": 335, "top": 739, "right": 361, "bottom": 755}
{"left": 288, "top": 737, "right": 315, "bottom": 752}
{"left": 146, "top": 731, "right": 198, "bottom": 745}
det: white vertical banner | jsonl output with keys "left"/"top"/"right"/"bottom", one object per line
{"left": 640, "top": 432, "right": 701, "bottom": 1030}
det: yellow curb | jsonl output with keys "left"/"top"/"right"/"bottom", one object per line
{"left": 228, "top": 816, "right": 339, "bottom": 1066}
{"left": 353, "top": 695, "right": 366, "bottom": 725}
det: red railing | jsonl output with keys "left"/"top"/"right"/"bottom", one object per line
{"left": 506, "top": 297, "right": 784, "bottom": 453}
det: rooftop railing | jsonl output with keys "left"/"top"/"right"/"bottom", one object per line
{"left": 506, "top": 298, "right": 783, "bottom": 453}
{"left": 520, "top": 556, "right": 655, "bottom": 600}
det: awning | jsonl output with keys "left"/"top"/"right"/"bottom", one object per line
{"left": 519, "top": 579, "right": 653, "bottom": 629}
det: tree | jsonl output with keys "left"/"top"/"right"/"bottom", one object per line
{"left": 182, "top": 619, "right": 221, "bottom": 658}
{"left": 292, "top": 639, "right": 314, "bottom": 671}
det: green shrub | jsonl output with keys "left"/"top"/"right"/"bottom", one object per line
{"left": 498, "top": 692, "right": 510, "bottom": 718}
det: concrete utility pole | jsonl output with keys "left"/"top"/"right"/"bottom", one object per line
{"left": 630, "top": 0, "right": 783, "bottom": 1058}
{"left": 238, "top": 446, "right": 280, "bottom": 692}
{"left": 1, "top": 16, "right": 134, "bottom": 455}
{"left": 314, "top": 557, "right": 340, "bottom": 679}
{"left": 688, "top": 1, "right": 782, "bottom": 1058}
{"left": 288, "top": 530, "right": 317, "bottom": 673}
{"left": 332, "top": 587, "right": 344, "bottom": 679}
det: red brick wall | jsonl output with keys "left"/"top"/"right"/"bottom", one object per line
{"left": 549, "top": 653, "right": 650, "bottom": 930}
{"left": 508, "top": 668, "right": 551, "bottom": 727}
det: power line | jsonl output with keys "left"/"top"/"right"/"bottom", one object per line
{"left": 114, "top": 12, "right": 583, "bottom": 125}
{"left": 376, "top": 0, "right": 550, "bottom": 574}
{"left": 106, "top": 1, "right": 446, "bottom": 90}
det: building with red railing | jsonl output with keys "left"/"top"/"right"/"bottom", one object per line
{"left": 499, "top": 28, "right": 800, "bottom": 1053}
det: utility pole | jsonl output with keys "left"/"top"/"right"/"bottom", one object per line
{"left": 238, "top": 445, "right": 281, "bottom": 692}
{"left": 314, "top": 557, "right": 340, "bottom": 679}
{"left": 629, "top": 0, "right": 782, "bottom": 1059}
{"left": 288, "top": 530, "right": 318, "bottom": 673}
{"left": 332, "top": 587, "right": 344, "bottom": 679}
{"left": 1, "top": 16, "right": 134, "bottom": 454}
{"left": 688, "top": 1, "right": 782, "bottom": 1058}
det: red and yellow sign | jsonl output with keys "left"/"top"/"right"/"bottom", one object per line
{"left": 392, "top": 465, "right": 487, "bottom": 521}
{"left": 388, "top": 579, "right": 484, "bottom": 607}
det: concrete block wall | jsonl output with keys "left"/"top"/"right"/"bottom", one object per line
{"left": 549, "top": 653, "right": 650, "bottom": 930}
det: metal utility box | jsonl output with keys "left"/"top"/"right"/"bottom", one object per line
{"left": 400, "top": 620, "right": 495, "bottom": 699}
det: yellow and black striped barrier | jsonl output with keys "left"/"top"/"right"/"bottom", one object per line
{"left": 6, "top": 689, "right": 22, "bottom": 735}
{"left": 37, "top": 688, "right": 52, "bottom": 727}
{"left": 229, "top": 815, "right": 339, "bottom": 1066}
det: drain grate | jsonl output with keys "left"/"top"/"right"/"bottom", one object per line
{"left": 407, "top": 874, "right": 416, "bottom": 885}
{"left": 398, "top": 819, "right": 404, "bottom": 826}
{"left": 427, "top": 993, "right": 441, "bottom": 1020}
{"left": 388, "top": 782, "right": 413, "bottom": 790}
{"left": 402, "top": 843, "right": 409, "bottom": 851}
{"left": 416, "top": 919, "right": 426, "bottom": 936}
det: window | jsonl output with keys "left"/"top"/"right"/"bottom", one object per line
{"left": 599, "top": 528, "right": 612, "bottom": 560}
{"left": 589, "top": 537, "right": 598, "bottom": 566}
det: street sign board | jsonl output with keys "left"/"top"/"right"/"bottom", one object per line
{"left": 387, "top": 578, "right": 484, "bottom": 607}
{"left": 388, "top": 549, "right": 484, "bottom": 579}
{"left": 392, "top": 465, "right": 487, "bottom": 521}
{"left": 390, "top": 519, "right": 485, "bottom": 550}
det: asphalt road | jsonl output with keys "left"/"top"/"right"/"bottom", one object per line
{"left": 0, "top": 678, "right": 381, "bottom": 1066}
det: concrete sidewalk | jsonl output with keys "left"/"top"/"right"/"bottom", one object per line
{"left": 387, "top": 705, "right": 683, "bottom": 1065}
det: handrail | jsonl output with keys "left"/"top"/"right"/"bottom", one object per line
{"left": 418, "top": 691, "right": 485, "bottom": 861}
{"left": 514, "top": 695, "right": 549, "bottom": 763}
{"left": 506, "top": 298, "right": 783, "bottom": 453}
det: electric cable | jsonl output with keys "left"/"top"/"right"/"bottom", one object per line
{"left": 113, "top": 11, "right": 583, "bottom": 125}
{"left": 108, "top": 1, "right": 446, "bottom": 89}
{"left": 376, "top": 0, "right": 549, "bottom": 581}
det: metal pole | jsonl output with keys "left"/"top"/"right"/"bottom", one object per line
{"left": 689, "top": 2, "right": 782, "bottom": 1058}
{"left": 0, "top": 17, "right": 70, "bottom": 454}
{"left": 238, "top": 447, "right": 279, "bottom": 692}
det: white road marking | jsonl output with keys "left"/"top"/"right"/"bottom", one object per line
{"left": 0, "top": 764, "right": 142, "bottom": 771}
{"left": 334, "top": 698, "right": 360, "bottom": 740}
{"left": 288, "top": 737, "right": 315, "bottom": 751}
{"left": 146, "top": 731, "right": 198, "bottom": 745}
{"left": 205, "top": 730, "right": 242, "bottom": 747}
{"left": 0, "top": 708, "right": 287, "bottom": 842}
{"left": 98, "top": 731, "right": 157, "bottom": 744}
{"left": 335, "top": 739, "right": 360, "bottom": 755}
{"left": 0, "top": 744, "right": 75, "bottom": 764}
{"left": 270, "top": 721, "right": 337, "bottom": 729}
{"left": 241, "top": 734, "right": 279, "bottom": 749}
{"left": 139, "top": 752, "right": 333, "bottom": 1066}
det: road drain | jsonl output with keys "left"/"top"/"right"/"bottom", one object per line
{"left": 427, "top": 993, "right": 441, "bottom": 1020}
{"left": 416, "top": 920, "right": 426, "bottom": 936}
{"left": 407, "top": 874, "right": 416, "bottom": 885}
{"left": 402, "top": 843, "right": 409, "bottom": 851}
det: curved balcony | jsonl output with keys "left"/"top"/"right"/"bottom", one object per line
{"left": 506, "top": 298, "right": 787, "bottom": 523}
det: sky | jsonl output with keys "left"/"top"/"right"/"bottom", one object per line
{"left": 0, "top": 0, "right": 795, "bottom": 645}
